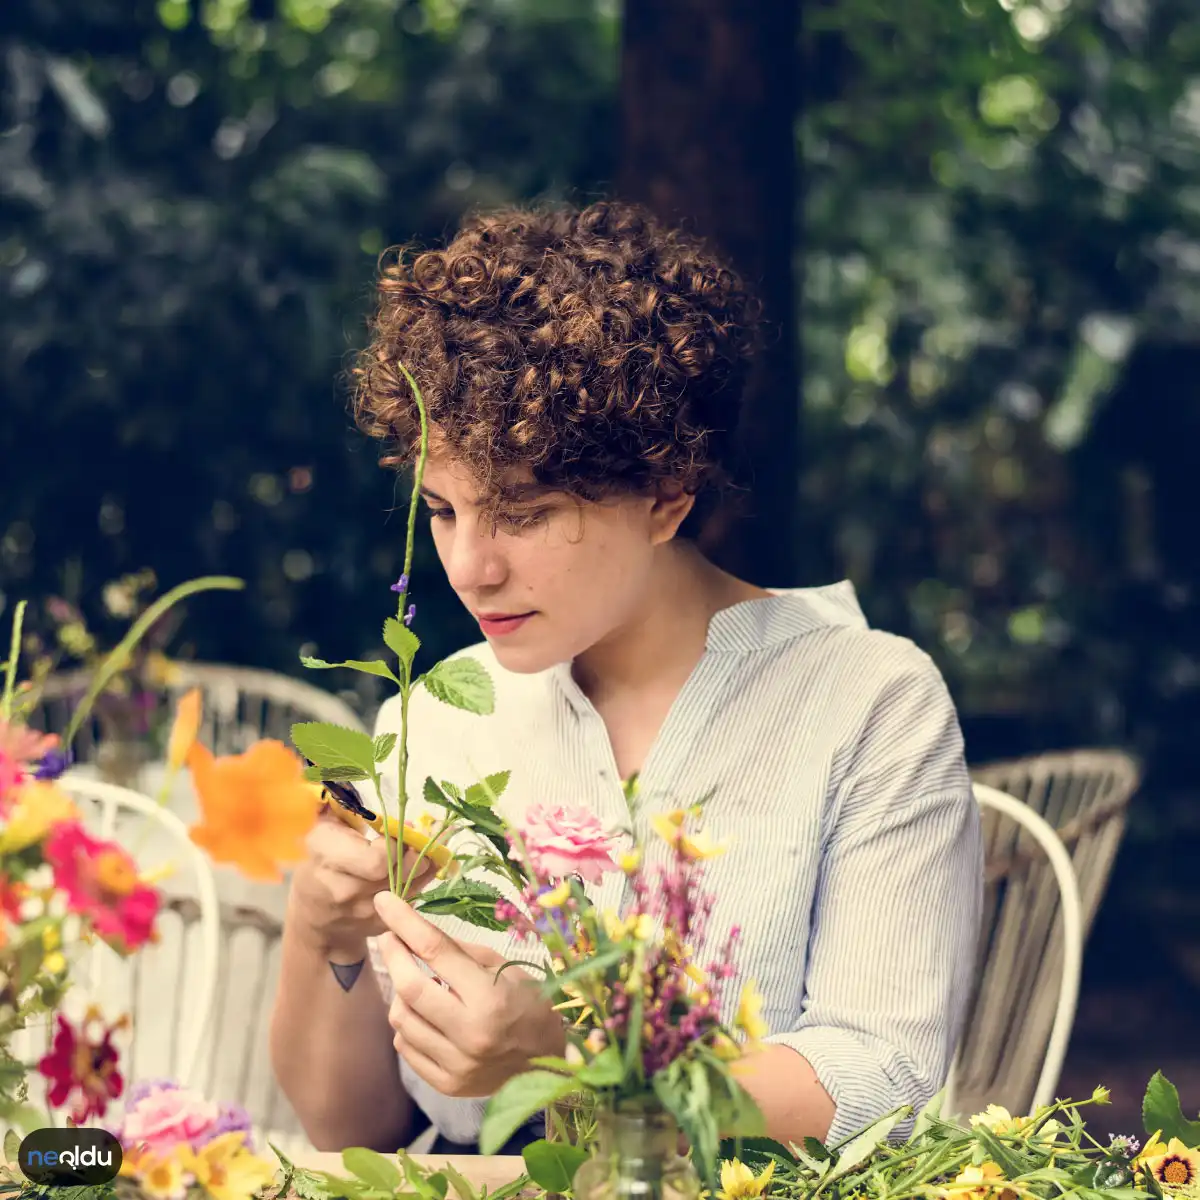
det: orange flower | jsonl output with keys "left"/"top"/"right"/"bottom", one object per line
{"left": 185, "top": 740, "right": 320, "bottom": 881}
{"left": 166, "top": 689, "right": 202, "bottom": 771}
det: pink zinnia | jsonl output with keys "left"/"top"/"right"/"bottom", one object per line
{"left": 517, "top": 803, "right": 619, "bottom": 885}
{"left": 44, "top": 822, "right": 160, "bottom": 953}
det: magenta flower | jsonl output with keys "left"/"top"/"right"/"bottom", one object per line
{"left": 516, "top": 804, "right": 620, "bottom": 885}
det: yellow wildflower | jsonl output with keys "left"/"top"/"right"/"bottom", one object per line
{"left": 711, "top": 1031, "right": 740, "bottom": 1061}
{"left": 969, "top": 1105, "right": 1028, "bottom": 1135}
{"left": 649, "top": 813, "right": 727, "bottom": 860}
{"left": 539, "top": 880, "right": 572, "bottom": 909}
{"left": 42, "top": 928, "right": 66, "bottom": 976}
{"left": 603, "top": 911, "right": 653, "bottom": 941}
{"left": 943, "top": 1161, "right": 1015, "bottom": 1200}
{"left": 0, "top": 782, "right": 79, "bottom": 852}
{"left": 1141, "top": 1138, "right": 1200, "bottom": 1189}
{"left": 166, "top": 688, "right": 202, "bottom": 771}
{"left": 735, "top": 979, "right": 769, "bottom": 1043}
{"left": 717, "top": 1158, "right": 774, "bottom": 1200}
{"left": 137, "top": 1153, "right": 187, "bottom": 1200}
{"left": 178, "top": 1133, "right": 276, "bottom": 1200}
{"left": 619, "top": 850, "right": 641, "bottom": 873}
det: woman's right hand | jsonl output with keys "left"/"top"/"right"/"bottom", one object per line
{"left": 288, "top": 810, "right": 438, "bottom": 960}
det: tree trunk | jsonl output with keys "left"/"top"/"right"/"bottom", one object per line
{"left": 618, "top": 0, "right": 799, "bottom": 585}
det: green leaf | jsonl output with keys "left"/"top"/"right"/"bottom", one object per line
{"left": 912, "top": 1087, "right": 944, "bottom": 1139}
{"left": 522, "top": 1139, "right": 588, "bottom": 1193}
{"left": 303, "top": 764, "right": 371, "bottom": 784}
{"left": 465, "top": 771, "right": 511, "bottom": 807}
{"left": 341, "top": 1147, "right": 402, "bottom": 1192}
{"left": 399, "top": 1154, "right": 449, "bottom": 1200}
{"left": 717, "top": 1135, "right": 798, "bottom": 1173}
{"left": 373, "top": 732, "right": 397, "bottom": 762}
{"left": 576, "top": 1045, "right": 626, "bottom": 1088}
{"left": 826, "top": 1106, "right": 910, "bottom": 1182}
{"left": 421, "top": 657, "right": 495, "bottom": 715}
{"left": 383, "top": 617, "right": 421, "bottom": 672}
{"left": 553, "top": 942, "right": 630, "bottom": 987}
{"left": 434, "top": 1160, "right": 480, "bottom": 1200}
{"left": 479, "top": 1070, "right": 579, "bottom": 1155}
{"left": 415, "top": 879, "right": 506, "bottom": 931}
{"left": 301, "top": 655, "right": 400, "bottom": 683}
{"left": 803, "top": 1137, "right": 830, "bottom": 1161}
{"left": 971, "top": 1124, "right": 1034, "bottom": 1181}
{"left": 291, "top": 722, "right": 378, "bottom": 775}
{"left": 1142, "top": 1071, "right": 1200, "bottom": 1146}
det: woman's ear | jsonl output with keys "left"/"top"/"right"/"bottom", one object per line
{"left": 648, "top": 484, "right": 696, "bottom": 545}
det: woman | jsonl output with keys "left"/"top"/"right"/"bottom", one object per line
{"left": 268, "top": 199, "right": 983, "bottom": 1156}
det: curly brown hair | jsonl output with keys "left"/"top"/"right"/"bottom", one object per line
{"left": 352, "top": 198, "right": 762, "bottom": 533}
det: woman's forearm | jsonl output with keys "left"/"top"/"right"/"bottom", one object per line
{"left": 269, "top": 904, "right": 414, "bottom": 1152}
{"left": 733, "top": 1044, "right": 836, "bottom": 1146}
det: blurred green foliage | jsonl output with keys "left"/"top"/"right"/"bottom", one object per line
{"left": 3, "top": 0, "right": 1199, "bottom": 921}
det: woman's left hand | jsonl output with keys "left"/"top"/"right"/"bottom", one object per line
{"left": 373, "top": 891, "right": 566, "bottom": 1098}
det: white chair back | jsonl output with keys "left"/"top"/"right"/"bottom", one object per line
{"left": 35, "top": 776, "right": 221, "bottom": 1093}
{"left": 946, "top": 782, "right": 1084, "bottom": 1119}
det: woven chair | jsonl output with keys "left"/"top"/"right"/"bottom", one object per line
{"left": 949, "top": 750, "right": 1141, "bottom": 1118}
{"left": 28, "top": 661, "right": 367, "bottom": 764}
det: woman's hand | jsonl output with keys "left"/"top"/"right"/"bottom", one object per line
{"left": 374, "top": 891, "right": 566, "bottom": 1098}
{"left": 288, "top": 811, "right": 436, "bottom": 960}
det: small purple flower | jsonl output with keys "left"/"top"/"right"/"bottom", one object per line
{"left": 34, "top": 746, "right": 74, "bottom": 780}
{"left": 1109, "top": 1134, "right": 1140, "bottom": 1158}
{"left": 124, "top": 1077, "right": 180, "bottom": 1108}
{"left": 390, "top": 573, "right": 409, "bottom": 594}
{"left": 403, "top": 604, "right": 416, "bottom": 627}
{"left": 202, "top": 1101, "right": 256, "bottom": 1151}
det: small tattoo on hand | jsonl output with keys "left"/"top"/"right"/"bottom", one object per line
{"left": 329, "top": 959, "right": 366, "bottom": 991}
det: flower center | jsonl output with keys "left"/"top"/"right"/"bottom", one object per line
{"left": 1162, "top": 1158, "right": 1192, "bottom": 1186}
{"left": 92, "top": 850, "right": 137, "bottom": 897}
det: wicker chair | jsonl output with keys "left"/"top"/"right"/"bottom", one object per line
{"left": 28, "top": 661, "right": 367, "bottom": 764}
{"left": 950, "top": 749, "right": 1141, "bottom": 1118}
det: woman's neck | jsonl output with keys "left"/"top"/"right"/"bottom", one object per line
{"left": 570, "top": 543, "right": 770, "bottom": 707}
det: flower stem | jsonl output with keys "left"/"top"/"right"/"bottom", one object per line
{"left": 1, "top": 600, "right": 27, "bottom": 722}
{"left": 390, "top": 363, "right": 430, "bottom": 896}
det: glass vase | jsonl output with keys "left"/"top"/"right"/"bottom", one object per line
{"left": 572, "top": 1101, "right": 701, "bottom": 1200}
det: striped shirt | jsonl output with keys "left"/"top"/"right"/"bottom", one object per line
{"left": 368, "top": 581, "right": 983, "bottom": 1146}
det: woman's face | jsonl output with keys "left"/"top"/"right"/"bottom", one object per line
{"left": 419, "top": 451, "right": 692, "bottom": 674}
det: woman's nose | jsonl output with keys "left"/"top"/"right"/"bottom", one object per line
{"left": 443, "top": 521, "right": 506, "bottom": 593}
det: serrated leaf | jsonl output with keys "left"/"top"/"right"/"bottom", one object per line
{"left": 383, "top": 617, "right": 421, "bottom": 672}
{"left": 575, "top": 1044, "right": 625, "bottom": 1088}
{"left": 826, "top": 1106, "right": 909, "bottom": 1181}
{"left": 465, "top": 771, "right": 511, "bottom": 807}
{"left": 373, "top": 732, "right": 397, "bottom": 762}
{"left": 479, "top": 1071, "right": 579, "bottom": 1155}
{"left": 303, "top": 764, "right": 371, "bottom": 784}
{"left": 522, "top": 1139, "right": 588, "bottom": 1194}
{"left": 1142, "top": 1071, "right": 1200, "bottom": 1146}
{"left": 415, "top": 879, "right": 506, "bottom": 931}
{"left": 421, "top": 657, "right": 495, "bottom": 715}
{"left": 291, "top": 722, "right": 378, "bottom": 775}
{"left": 342, "top": 1147, "right": 402, "bottom": 1192}
{"left": 301, "top": 654, "right": 399, "bottom": 682}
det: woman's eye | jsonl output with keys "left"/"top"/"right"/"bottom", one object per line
{"left": 426, "top": 506, "right": 454, "bottom": 522}
{"left": 497, "top": 508, "right": 549, "bottom": 530}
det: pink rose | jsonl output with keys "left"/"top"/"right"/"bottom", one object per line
{"left": 518, "top": 804, "right": 619, "bottom": 885}
{"left": 120, "top": 1085, "right": 220, "bottom": 1155}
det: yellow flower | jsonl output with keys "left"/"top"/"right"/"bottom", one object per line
{"left": 969, "top": 1105, "right": 1028, "bottom": 1136}
{"left": 943, "top": 1161, "right": 1015, "bottom": 1200}
{"left": 179, "top": 1134, "right": 276, "bottom": 1200}
{"left": 0, "top": 782, "right": 79, "bottom": 852}
{"left": 166, "top": 688, "right": 202, "bottom": 771}
{"left": 649, "top": 813, "right": 727, "bottom": 860}
{"left": 603, "top": 911, "right": 653, "bottom": 941}
{"left": 735, "top": 979, "right": 769, "bottom": 1042}
{"left": 1141, "top": 1138, "right": 1200, "bottom": 1189}
{"left": 144, "top": 651, "right": 184, "bottom": 687}
{"left": 42, "top": 924, "right": 66, "bottom": 974}
{"left": 717, "top": 1158, "right": 774, "bottom": 1200}
{"left": 711, "top": 1031, "right": 740, "bottom": 1061}
{"left": 137, "top": 1153, "right": 187, "bottom": 1200}
{"left": 619, "top": 850, "right": 641, "bottom": 874}
{"left": 539, "top": 880, "right": 572, "bottom": 909}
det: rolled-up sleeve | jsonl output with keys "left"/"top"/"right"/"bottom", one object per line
{"left": 766, "top": 650, "right": 984, "bottom": 1144}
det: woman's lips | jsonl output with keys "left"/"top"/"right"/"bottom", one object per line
{"left": 476, "top": 612, "right": 536, "bottom": 637}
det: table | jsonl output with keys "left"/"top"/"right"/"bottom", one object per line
{"left": 292, "top": 1152, "right": 527, "bottom": 1194}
